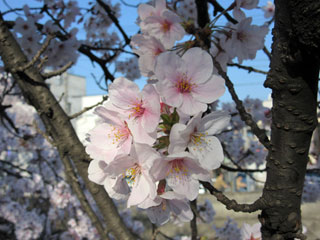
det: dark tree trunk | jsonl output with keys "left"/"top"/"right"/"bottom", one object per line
{"left": 0, "top": 15, "right": 136, "bottom": 240}
{"left": 262, "top": 0, "right": 320, "bottom": 239}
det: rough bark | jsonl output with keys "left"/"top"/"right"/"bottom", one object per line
{"left": 0, "top": 15, "right": 135, "bottom": 240}
{"left": 262, "top": 1, "right": 320, "bottom": 239}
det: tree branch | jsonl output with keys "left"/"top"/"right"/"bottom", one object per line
{"left": 190, "top": 199, "right": 198, "bottom": 240}
{"left": 207, "top": 0, "right": 237, "bottom": 24}
{"left": 42, "top": 61, "right": 73, "bottom": 79}
{"left": 228, "top": 63, "right": 268, "bottom": 75}
{"left": 14, "top": 34, "right": 54, "bottom": 72}
{"left": 96, "top": 0, "right": 130, "bottom": 45}
{"left": 213, "top": 59, "right": 271, "bottom": 150}
{"left": 200, "top": 181, "right": 266, "bottom": 212}
{"left": 69, "top": 95, "right": 108, "bottom": 119}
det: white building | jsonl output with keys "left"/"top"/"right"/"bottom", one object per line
{"left": 47, "top": 72, "right": 86, "bottom": 115}
{"left": 48, "top": 72, "right": 106, "bottom": 143}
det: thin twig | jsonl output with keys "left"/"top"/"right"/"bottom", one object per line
{"left": 263, "top": 46, "right": 272, "bottom": 61}
{"left": 213, "top": 59, "right": 271, "bottom": 150}
{"left": 152, "top": 229, "right": 174, "bottom": 240}
{"left": 221, "top": 164, "right": 266, "bottom": 173}
{"left": 69, "top": 95, "right": 108, "bottom": 119}
{"left": 119, "top": 0, "right": 139, "bottom": 8}
{"left": 33, "top": 120, "right": 55, "bottom": 146}
{"left": 207, "top": 0, "right": 237, "bottom": 24}
{"left": 96, "top": 0, "right": 131, "bottom": 45}
{"left": 0, "top": 159, "right": 33, "bottom": 175}
{"left": 228, "top": 63, "right": 268, "bottom": 75}
{"left": 42, "top": 61, "right": 73, "bottom": 79}
{"left": 222, "top": 144, "right": 266, "bottom": 183}
{"left": 190, "top": 200, "right": 198, "bottom": 240}
{"left": 16, "top": 34, "right": 54, "bottom": 72}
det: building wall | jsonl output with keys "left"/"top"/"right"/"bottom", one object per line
{"left": 47, "top": 72, "right": 86, "bottom": 115}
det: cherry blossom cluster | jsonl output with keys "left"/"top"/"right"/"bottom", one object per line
{"left": 210, "top": 0, "right": 269, "bottom": 72}
{"left": 12, "top": 4, "right": 80, "bottom": 69}
{"left": 86, "top": 0, "right": 232, "bottom": 225}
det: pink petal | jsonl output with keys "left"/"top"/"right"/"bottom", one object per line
{"left": 141, "top": 84, "right": 160, "bottom": 133}
{"left": 127, "top": 175, "right": 151, "bottom": 207}
{"left": 182, "top": 47, "right": 213, "bottom": 83}
{"left": 168, "top": 123, "right": 188, "bottom": 154}
{"left": 155, "top": 51, "right": 182, "bottom": 82}
{"left": 109, "top": 77, "right": 140, "bottom": 109}
{"left": 169, "top": 199, "right": 194, "bottom": 222}
{"left": 191, "top": 74, "right": 225, "bottom": 103}
{"left": 179, "top": 94, "right": 207, "bottom": 116}
{"left": 189, "top": 136, "right": 224, "bottom": 170}
{"left": 88, "top": 159, "right": 108, "bottom": 184}
{"left": 199, "top": 111, "right": 231, "bottom": 135}
{"left": 104, "top": 176, "right": 130, "bottom": 200}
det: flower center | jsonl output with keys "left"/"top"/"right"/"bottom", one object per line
{"left": 190, "top": 132, "right": 206, "bottom": 145}
{"left": 129, "top": 100, "right": 145, "bottom": 119}
{"left": 176, "top": 74, "right": 194, "bottom": 93}
{"left": 154, "top": 47, "right": 163, "bottom": 56}
{"left": 125, "top": 163, "right": 141, "bottom": 184}
{"left": 161, "top": 20, "right": 172, "bottom": 33}
{"left": 108, "top": 121, "right": 131, "bottom": 147}
{"left": 168, "top": 159, "right": 188, "bottom": 178}
{"left": 237, "top": 31, "right": 247, "bottom": 42}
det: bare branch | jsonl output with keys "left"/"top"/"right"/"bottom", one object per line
{"left": 79, "top": 45, "right": 115, "bottom": 82}
{"left": 15, "top": 34, "right": 54, "bottom": 72}
{"left": 207, "top": 0, "right": 237, "bottom": 24}
{"left": 152, "top": 229, "right": 174, "bottom": 240}
{"left": 263, "top": 46, "right": 272, "bottom": 61}
{"left": 0, "top": 159, "right": 33, "bottom": 176}
{"left": 42, "top": 61, "right": 73, "bottom": 79}
{"left": 221, "top": 164, "right": 266, "bottom": 173}
{"left": 213, "top": 59, "right": 271, "bottom": 150}
{"left": 228, "top": 63, "right": 268, "bottom": 75}
{"left": 190, "top": 200, "right": 198, "bottom": 240}
{"left": 200, "top": 181, "right": 266, "bottom": 212}
{"left": 96, "top": 0, "right": 131, "bottom": 45}
{"left": 69, "top": 95, "right": 108, "bottom": 119}
{"left": 119, "top": 0, "right": 139, "bottom": 8}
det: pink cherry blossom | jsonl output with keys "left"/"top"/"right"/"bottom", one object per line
{"left": 138, "top": 0, "right": 185, "bottom": 47}
{"left": 155, "top": 47, "right": 226, "bottom": 116}
{"left": 107, "top": 77, "right": 160, "bottom": 145}
{"left": 86, "top": 105, "right": 132, "bottom": 163}
{"left": 105, "top": 143, "right": 160, "bottom": 207}
{"left": 233, "top": 0, "right": 259, "bottom": 21}
{"left": 230, "top": 18, "right": 269, "bottom": 64}
{"left": 88, "top": 158, "right": 130, "bottom": 200}
{"left": 131, "top": 34, "right": 167, "bottom": 79}
{"left": 146, "top": 191, "right": 193, "bottom": 225}
{"left": 241, "top": 223, "right": 261, "bottom": 240}
{"left": 150, "top": 151, "right": 211, "bottom": 200}
{"left": 262, "top": 1, "right": 275, "bottom": 18}
{"left": 169, "top": 111, "right": 230, "bottom": 169}
{"left": 138, "top": 0, "right": 166, "bottom": 21}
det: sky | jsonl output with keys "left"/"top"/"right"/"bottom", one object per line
{"left": 0, "top": 0, "right": 274, "bottom": 103}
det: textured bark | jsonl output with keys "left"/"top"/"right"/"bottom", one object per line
{"left": 0, "top": 15, "right": 135, "bottom": 240}
{"left": 262, "top": 1, "right": 320, "bottom": 239}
